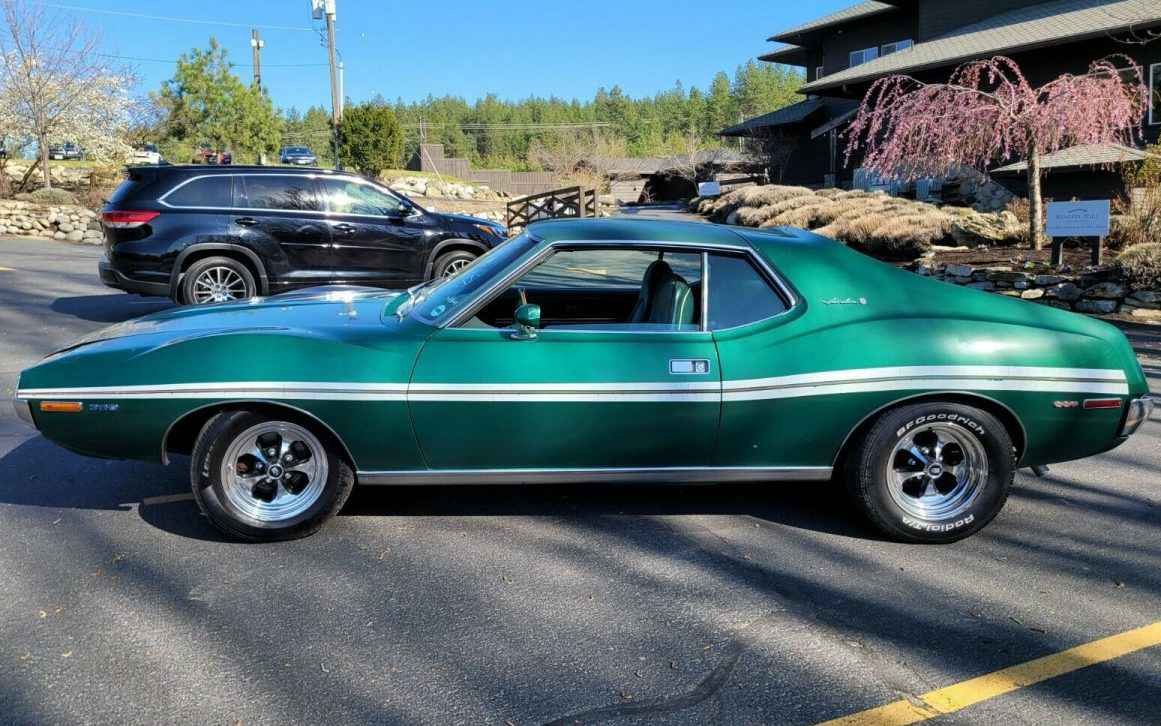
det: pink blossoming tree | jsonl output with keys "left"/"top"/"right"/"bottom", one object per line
{"left": 845, "top": 56, "right": 1148, "bottom": 249}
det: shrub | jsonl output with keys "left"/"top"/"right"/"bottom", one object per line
{"left": 1114, "top": 242, "right": 1161, "bottom": 290}
{"left": 1108, "top": 190, "right": 1161, "bottom": 251}
{"left": 14, "top": 187, "right": 79, "bottom": 205}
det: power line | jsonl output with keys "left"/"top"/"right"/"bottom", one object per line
{"left": 44, "top": 3, "right": 315, "bottom": 32}
{"left": 0, "top": 42, "right": 329, "bottom": 67}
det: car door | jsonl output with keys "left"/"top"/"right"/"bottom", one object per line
{"left": 232, "top": 174, "right": 332, "bottom": 289}
{"left": 320, "top": 177, "right": 427, "bottom": 287}
{"left": 407, "top": 244, "right": 722, "bottom": 471}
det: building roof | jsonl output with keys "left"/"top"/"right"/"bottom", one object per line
{"left": 770, "top": 2, "right": 896, "bottom": 43}
{"left": 597, "top": 151, "right": 749, "bottom": 176}
{"left": 758, "top": 44, "right": 809, "bottom": 66}
{"left": 991, "top": 143, "right": 1161, "bottom": 174}
{"left": 800, "top": 0, "right": 1161, "bottom": 94}
{"left": 719, "top": 98, "right": 826, "bottom": 136}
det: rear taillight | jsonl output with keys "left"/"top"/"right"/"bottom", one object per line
{"left": 100, "top": 210, "right": 159, "bottom": 228}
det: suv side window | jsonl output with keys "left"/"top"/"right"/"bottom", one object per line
{"left": 163, "top": 176, "right": 231, "bottom": 208}
{"left": 239, "top": 175, "right": 320, "bottom": 211}
{"left": 707, "top": 253, "right": 788, "bottom": 330}
{"left": 321, "top": 178, "right": 403, "bottom": 216}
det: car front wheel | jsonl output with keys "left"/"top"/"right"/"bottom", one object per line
{"left": 191, "top": 411, "right": 355, "bottom": 541}
{"left": 432, "top": 249, "right": 478, "bottom": 279}
{"left": 845, "top": 402, "right": 1014, "bottom": 543}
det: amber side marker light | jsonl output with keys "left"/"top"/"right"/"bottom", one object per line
{"left": 40, "top": 401, "right": 83, "bottom": 412}
{"left": 1083, "top": 398, "right": 1123, "bottom": 410}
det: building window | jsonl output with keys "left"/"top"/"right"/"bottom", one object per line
{"left": 881, "top": 39, "right": 913, "bottom": 56}
{"left": 849, "top": 47, "right": 879, "bottom": 67}
{"left": 1150, "top": 63, "right": 1160, "bottom": 125}
{"left": 815, "top": 66, "right": 824, "bottom": 80}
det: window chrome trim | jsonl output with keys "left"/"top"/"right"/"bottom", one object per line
{"left": 699, "top": 251, "right": 710, "bottom": 332}
{"left": 440, "top": 237, "right": 798, "bottom": 333}
{"left": 156, "top": 172, "right": 420, "bottom": 220}
{"left": 356, "top": 466, "right": 834, "bottom": 486}
{"left": 1150, "top": 62, "right": 1160, "bottom": 126}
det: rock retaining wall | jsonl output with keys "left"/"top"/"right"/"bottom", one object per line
{"left": 912, "top": 261, "right": 1161, "bottom": 320}
{"left": 0, "top": 200, "right": 102, "bottom": 243}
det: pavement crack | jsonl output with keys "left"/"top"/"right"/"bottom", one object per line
{"left": 539, "top": 636, "right": 745, "bottom": 726}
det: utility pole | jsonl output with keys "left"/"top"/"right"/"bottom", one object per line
{"left": 250, "top": 29, "right": 264, "bottom": 88}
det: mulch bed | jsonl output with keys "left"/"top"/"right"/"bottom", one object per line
{"left": 925, "top": 244, "right": 1112, "bottom": 272}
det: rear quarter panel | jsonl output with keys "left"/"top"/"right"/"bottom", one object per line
{"left": 714, "top": 232, "right": 1146, "bottom": 468}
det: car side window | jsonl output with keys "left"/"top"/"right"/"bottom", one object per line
{"left": 707, "top": 253, "right": 789, "bottom": 330}
{"left": 164, "top": 176, "right": 232, "bottom": 208}
{"left": 464, "top": 247, "right": 703, "bottom": 332}
{"left": 321, "top": 178, "right": 402, "bottom": 216}
{"left": 239, "top": 175, "right": 320, "bottom": 211}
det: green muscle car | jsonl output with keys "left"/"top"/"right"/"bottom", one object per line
{"left": 13, "top": 219, "right": 1154, "bottom": 542}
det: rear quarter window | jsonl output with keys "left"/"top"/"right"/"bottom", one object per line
{"left": 162, "top": 176, "right": 232, "bottom": 208}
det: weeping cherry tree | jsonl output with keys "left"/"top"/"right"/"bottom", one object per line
{"left": 845, "top": 56, "right": 1148, "bottom": 248}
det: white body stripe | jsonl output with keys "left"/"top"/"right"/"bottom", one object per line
{"left": 16, "top": 365, "right": 1130, "bottom": 403}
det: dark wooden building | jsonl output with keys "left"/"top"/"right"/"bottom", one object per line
{"left": 723, "top": 0, "right": 1161, "bottom": 196}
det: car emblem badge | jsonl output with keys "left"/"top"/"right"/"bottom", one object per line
{"left": 1053, "top": 400, "right": 1078, "bottom": 408}
{"left": 822, "top": 297, "right": 867, "bottom": 305}
{"left": 87, "top": 403, "right": 119, "bottom": 412}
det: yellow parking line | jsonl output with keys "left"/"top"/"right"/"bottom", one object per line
{"left": 815, "top": 620, "right": 1161, "bottom": 726}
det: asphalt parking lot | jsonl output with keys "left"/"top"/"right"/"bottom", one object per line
{"left": 1, "top": 237, "right": 1159, "bottom": 726}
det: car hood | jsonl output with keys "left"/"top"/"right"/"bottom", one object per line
{"left": 434, "top": 211, "right": 505, "bottom": 229}
{"left": 56, "top": 287, "right": 408, "bottom": 353}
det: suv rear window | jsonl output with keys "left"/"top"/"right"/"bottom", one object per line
{"left": 240, "top": 175, "right": 320, "bottom": 211}
{"left": 163, "top": 176, "right": 231, "bottom": 208}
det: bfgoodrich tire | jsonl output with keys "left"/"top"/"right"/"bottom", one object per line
{"left": 190, "top": 411, "right": 354, "bottom": 541}
{"left": 845, "top": 402, "right": 1014, "bottom": 543}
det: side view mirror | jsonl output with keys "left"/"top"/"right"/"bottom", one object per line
{"left": 511, "top": 303, "right": 540, "bottom": 340}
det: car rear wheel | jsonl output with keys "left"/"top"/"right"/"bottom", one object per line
{"left": 190, "top": 411, "right": 355, "bottom": 541}
{"left": 844, "top": 402, "right": 1014, "bottom": 543}
{"left": 180, "top": 256, "right": 256, "bottom": 305}
{"left": 432, "top": 249, "right": 478, "bottom": 279}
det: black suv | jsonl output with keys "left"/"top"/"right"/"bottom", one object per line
{"left": 98, "top": 166, "right": 508, "bottom": 305}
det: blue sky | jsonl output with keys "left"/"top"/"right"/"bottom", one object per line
{"left": 57, "top": 0, "right": 852, "bottom": 110}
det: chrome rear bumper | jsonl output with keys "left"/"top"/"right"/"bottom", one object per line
{"left": 1121, "top": 396, "right": 1155, "bottom": 437}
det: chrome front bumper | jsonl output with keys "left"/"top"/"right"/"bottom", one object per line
{"left": 12, "top": 395, "right": 35, "bottom": 431}
{"left": 1121, "top": 396, "right": 1155, "bottom": 437}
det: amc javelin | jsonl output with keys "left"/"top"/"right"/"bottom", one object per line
{"left": 13, "top": 219, "right": 1153, "bottom": 542}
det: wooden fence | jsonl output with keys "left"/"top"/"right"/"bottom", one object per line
{"left": 506, "top": 186, "right": 598, "bottom": 229}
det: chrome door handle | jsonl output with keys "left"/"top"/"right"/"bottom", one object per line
{"left": 670, "top": 359, "right": 711, "bottom": 374}
{"left": 235, "top": 217, "right": 258, "bottom": 227}
{"left": 333, "top": 223, "right": 355, "bottom": 235}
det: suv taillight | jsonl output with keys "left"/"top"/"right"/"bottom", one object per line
{"left": 101, "top": 210, "right": 159, "bottom": 228}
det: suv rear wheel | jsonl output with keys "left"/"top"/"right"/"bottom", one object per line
{"left": 180, "top": 256, "right": 256, "bottom": 305}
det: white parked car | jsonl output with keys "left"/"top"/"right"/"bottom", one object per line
{"left": 129, "top": 143, "right": 162, "bottom": 165}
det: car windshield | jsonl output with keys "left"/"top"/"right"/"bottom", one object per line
{"left": 286, "top": 147, "right": 311, "bottom": 154}
{"left": 407, "top": 233, "right": 538, "bottom": 324}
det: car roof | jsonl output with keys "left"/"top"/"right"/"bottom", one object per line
{"left": 525, "top": 216, "right": 821, "bottom": 249}
{"left": 153, "top": 164, "right": 355, "bottom": 177}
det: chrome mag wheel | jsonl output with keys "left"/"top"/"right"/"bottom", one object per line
{"left": 192, "top": 265, "right": 248, "bottom": 304}
{"left": 886, "top": 422, "right": 988, "bottom": 521}
{"left": 219, "top": 421, "right": 329, "bottom": 522}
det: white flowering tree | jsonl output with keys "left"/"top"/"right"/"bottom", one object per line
{"left": 0, "top": 0, "right": 134, "bottom": 189}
